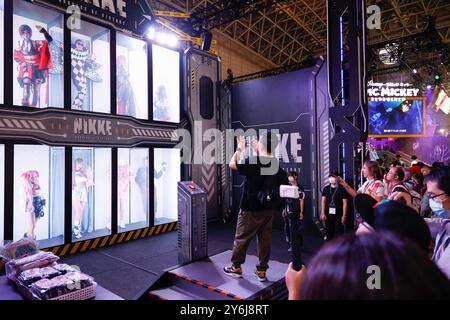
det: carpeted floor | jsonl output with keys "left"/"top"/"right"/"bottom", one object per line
{"left": 53, "top": 221, "right": 323, "bottom": 299}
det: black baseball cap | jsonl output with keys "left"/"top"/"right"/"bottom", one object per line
{"left": 354, "top": 194, "right": 431, "bottom": 253}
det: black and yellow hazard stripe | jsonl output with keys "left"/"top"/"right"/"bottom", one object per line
{"left": 0, "top": 222, "right": 178, "bottom": 270}
{"left": 191, "top": 70, "right": 196, "bottom": 90}
{"left": 172, "top": 273, "right": 243, "bottom": 300}
{"left": 49, "top": 222, "right": 178, "bottom": 257}
{"left": 147, "top": 291, "right": 166, "bottom": 300}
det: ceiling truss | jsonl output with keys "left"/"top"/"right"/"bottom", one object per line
{"left": 150, "top": 0, "right": 450, "bottom": 68}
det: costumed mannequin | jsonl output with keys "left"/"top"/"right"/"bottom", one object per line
{"left": 135, "top": 156, "right": 149, "bottom": 218}
{"left": 71, "top": 39, "right": 102, "bottom": 110}
{"left": 117, "top": 55, "right": 137, "bottom": 117}
{"left": 22, "top": 170, "right": 46, "bottom": 240}
{"left": 13, "top": 25, "right": 53, "bottom": 107}
{"left": 118, "top": 163, "right": 133, "bottom": 228}
{"left": 153, "top": 85, "right": 171, "bottom": 121}
{"left": 154, "top": 162, "right": 167, "bottom": 217}
{"left": 72, "top": 158, "right": 94, "bottom": 239}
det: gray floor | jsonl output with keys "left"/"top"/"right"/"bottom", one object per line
{"left": 168, "top": 250, "right": 289, "bottom": 299}
{"left": 22, "top": 222, "right": 323, "bottom": 300}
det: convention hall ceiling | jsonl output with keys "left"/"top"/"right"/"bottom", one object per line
{"left": 150, "top": 0, "right": 450, "bottom": 67}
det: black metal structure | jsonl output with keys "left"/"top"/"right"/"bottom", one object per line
{"left": 177, "top": 181, "right": 208, "bottom": 265}
{"left": 233, "top": 57, "right": 316, "bottom": 83}
{"left": 155, "top": 0, "right": 286, "bottom": 37}
{"left": 183, "top": 48, "right": 221, "bottom": 221}
{"left": 327, "top": 0, "right": 368, "bottom": 184}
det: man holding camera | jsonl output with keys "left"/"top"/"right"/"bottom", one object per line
{"left": 224, "top": 133, "right": 287, "bottom": 282}
{"left": 321, "top": 173, "right": 349, "bottom": 240}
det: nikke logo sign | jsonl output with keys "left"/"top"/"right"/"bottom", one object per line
{"left": 47, "top": 0, "right": 153, "bottom": 34}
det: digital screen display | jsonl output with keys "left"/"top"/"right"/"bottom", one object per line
{"left": 154, "top": 148, "right": 180, "bottom": 225}
{"left": 72, "top": 148, "right": 111, "bottom": 242}
{"left": 118, "top": 148, "right": 149, "bottom": 232}
{"left": 13, "top": 145, "right": 65, "bottom": 248}
{"left": 152, "top": 44, "right": 180, "bottom": 123}
{"left": 368, "top": 98, "right": 425, "bottom": 137}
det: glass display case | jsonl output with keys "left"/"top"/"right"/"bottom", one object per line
{"left": 116, "top": 33, "right": 148, "bottom": 119}
{"left": 152, "top": 44, "right": 180, "bottom": 123}
{"left": 0, "top": 144, "right": 4, "bottom": 241}
{"left": 13, "top": 145, "right": 65, "bottom": 248}
{"left": 72, "top": 147, "right": 111, "bottom": 241}
{"left": 154, "top": 148, "right": 180, "bottom": 225}
{"left": 71, "top": 20, "right": 110, "bottom": 113}
{"left": 117, "top": 148, "right": 149, "bottom": 232}
{"left": 1, "top": 1, "right": 184, "bottom": 247}
{"left": 12, "top": 0, "right": 64, "bottom": 108}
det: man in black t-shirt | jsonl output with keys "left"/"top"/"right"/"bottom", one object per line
{"left": 224, "top": 133, "right": 287, "bottom": 282}
{"left": 321, "top": 173, "right": 349, "bottom": 240}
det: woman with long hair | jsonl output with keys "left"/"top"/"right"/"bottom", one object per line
{"left": 339, "top": 160, "right": 385, "bottom": 202}
{"left": 118, "top": 163, "right": 133, "bottom": 229}
{"left": 72, "top": 158, "right": 93, "bottom": 239}
{"left": 22, "top": 170, "right": 45, "bottom": 239}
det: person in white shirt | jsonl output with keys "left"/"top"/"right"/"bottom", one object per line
{"left": 339, "top": 160, "right": 385, "bottom": 202}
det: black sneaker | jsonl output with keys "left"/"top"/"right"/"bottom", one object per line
{"left": 223, "top": 265, "right": 242, "bottom": 278}
{"left": 254, "top": 270, "right": 267, "bottom": 282}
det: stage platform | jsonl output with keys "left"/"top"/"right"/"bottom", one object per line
{"left": 141, "top": 250, "right": 288, "bottom": 300}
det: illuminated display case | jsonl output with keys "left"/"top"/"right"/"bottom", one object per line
{"left": 118, "top": 148, "right": 150, "bottom": 232}
{"left": 71, "top": 20, "right": 110, "bottom": 113}
{"left": 13, "top": 145, "right": 65, "bottom": 247}
{"left": 116, "top": 33, "right": 148, "bottom": 119}
{"left": 0, "top": 0, "right": 184, "bottom": 250}
{"left": 72, "top": 148, "right": 111, "bottom": 242}
{"left": 154, "top": 148, "right": 181, "bottom": 225}
{"left": 12, "top": 0, "right": 64, "bottom": 108}
{"left": 152, "top": 44, "right": 180, "bottom": 123}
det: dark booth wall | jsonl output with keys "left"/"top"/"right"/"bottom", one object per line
{"left": 231, "top": 66, "right": 323, "bottom": 235}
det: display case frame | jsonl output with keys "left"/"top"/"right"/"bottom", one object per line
{"left": 0, "top": 0, "right": 185, "bottom": 256}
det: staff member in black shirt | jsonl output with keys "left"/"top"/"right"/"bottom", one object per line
{"left": 282, "top": 171, "right": 305, "bottom": 251}
{"left": 224, "top": 133, "right": 287, "bottom": 282}
{"left": 321, "top": 172, "right": 349, "bottom": 240}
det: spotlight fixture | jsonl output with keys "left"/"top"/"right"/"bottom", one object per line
{"left": 156, "top": 32, "right": 179, "bottom": 47}
{"left": 146, "top": 26, "right": 156, "bottom": 40}
{"left": 146, "top": 26, "right": 179, "bottom": 48}
{"left": 413, "top": 69, "right": 417, "bottom": 74}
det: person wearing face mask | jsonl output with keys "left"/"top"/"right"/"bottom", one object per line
{"left": 421, "top": 166, "right": 450, "bottom": 279}
{"left": 282, "top": 171, "right": 305, "bottom": 251}
{"left": 321, "top": 173, "right": 349, "bottom": 241}
{"left": 424, "top": 166, "right": 450, "bottom": 219}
